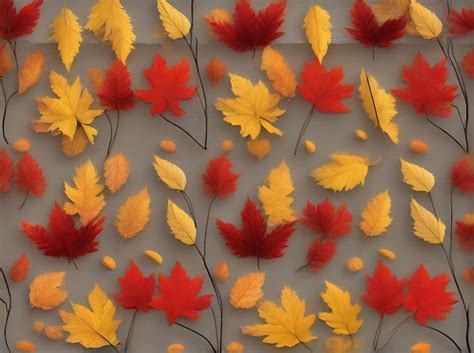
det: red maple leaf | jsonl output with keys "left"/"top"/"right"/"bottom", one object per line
{"left": 346, "top": 0, "right": 406, "bottom": 50}
{"left": 0, "top": 0, "right": 43, "bottom": 41}
{"left": 134, "top": 53, "right": 197, "bottom": 117}
{"left": 449, "top": 8, "right": 474, "bottom": 37}
{"left": 403, "top": 264, "right": 456, "bottom": 325}
{"left": 202, "top": 155, "right": 239, "bottom": 198}
{"left": 455, "top": 220, "right": 474, "bottom": 251}
{"left": 450, "top": 155, "right": 474, "bottom": 193}
{"left": 300, "top": 199, "right": 352, "bottom": 239}
{"left": 216, "top": 198, "right": 296, "bottom": 268}
{"left": 21, "top": 202, "right": 104, "bottom": 264}
{"left": 303, "top": 239, "right": 336, "bottom": 272}
{"left": 0, "top": 149, "right": 13, "bottom": 193}
{"left": 298, "top": 59, "right": 353, "bottom": 113}
{"left": 9, "top": 253, "right": 29, "bottom": 283}
{"left": 150, "top": 261, "right": 212, "bottom": 325}
{"left": 462, "top": 48, "right": 474, "bottom": 78}
{"left": 363, "top": 261, "right": 407, "bottom": 316}
{"left": 15, "top": 152, "right": 47, "bottom": 197}
{"left": 98, "top": 60, "right": 136, "bottom": 111}
{"left": 206, "top": 0, "right": 286, "bottom": 54}
{"left": 392, "top": 52, "right": 458, "bottom": 118}
{"left": 115, "top": 260, "right": 155, "bottom": 312}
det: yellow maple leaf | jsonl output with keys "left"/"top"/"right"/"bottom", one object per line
{"left": 157, "top": 0, "right": 190, "bottom": 40}
{"left": 60, "top": 284, "right": 121, "bottom": 349}
{"left": 18, "top": 49, "right": 45, "bottom": 94}
{"left": 400, "top": 159, "right": 435, "bottom": 193}
{"left": 216, "top": 73, "right": 286, "bottom": 140}
{"left": 318, "top": 281, "right": 363, "bottom": 335}
{"left": 64, "top": 160, "right": 106, "bottom": 225}
{"left": 303, "top": 5, "right": 332, "bottom": 63}
{"left": 104, "top": 153, "right": 130, "bottom": 193}
{"left": 116, "top": 188, "right": 151, "bottom": 239}
{"left": 153, "top": 155, "right": 187, "bottom": 191}
{"left": 29, "top": 272, "right": 68, "bottom": 310}
{"left": 359, "top": 69, "right": 399, "bottom": 144}
{"left": 360, "top": 189, "right": 392, "bottom": 237}
{"left": 50, "top": 7, "right": 82, "bottom": 72}
{"left": 410, "top": 198, "right": 445, "bottom": 244}
{"left": 167, "top": 199, "right": 196, "bottom": 245}
{"left": 409, "top": 0, "right": 442, "bottom": 39}
{"left": 85, "top": 0, "right": 135, "bottom": 63}
{"left": 61, "top": 126, "right": 89, "bottom": 157}
{"left": 242, "top": 286, "right": 317, "bottom": 348}
{"left": 374, "top": 0, "right": 410, "bottom": 22}
{"left": 312, "top": 153, "right": 371, "bottom": 192}
{"left": 260, "top": 46, "right": 296, "bottom": 98}
{"left": 258, "top": 161, "right": 296, "bottom": 227}
{"left": 230, "top": 272, "right": 265, "bottom": 309}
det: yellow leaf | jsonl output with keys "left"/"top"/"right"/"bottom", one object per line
{"left": 242, "top": 286, "right": 317, "bottom": 348}
{"left": 86, "top": 0, "right": 135, "bottom": 63}
{"left": 116, "top": 188, "right": 151, "bottom": 239}
{"left": 303, "top": 5, "right": 332, "bottom": 63}
{"left": 318, "top": 281, "right": 363, "bottom": 335}
{"left": 400, "top": 159, "right": 435, "bottom": 192}
{"left": 18, "top": 49, "right": 45, "bottom": 94}
{"left": 374, "top": 0, "right": 410, "bottom": 22}
{"left": 409, "top": 0, "right": 442, "bottom": 39}
{"left": 258, "top": 161, "right": 296, "bottom": 227}
{"left": 29, "top": 272, "right": 68, "bottom": 310}
{"left": 410, "top": 198, "right": 445, "bottom": 244}
{"left": 157, "top": 0, "right": 190, "bottom": 40}
{"left": 230, "top": 272, "right": 265, "bottom": 309}
{"left": 312, "top": 153, "right": 371, "bottom": 192}
{"left": 216, "top": 73, "right": 286, "bottom": 140}
{"left": 60, "top": 284, "right": 121, "bottom": 349}
{"left": 246, "top": 139, "right": 271, "bottom": 160}
{"left": 50, "top": 7, "right": 82, "bottom": 72}
{"left": 166, "top": 199, "right": 196, "bottom": 245}
{"left": 153, "top": 155, "right": 187, "bottom": 191}
{"left": 64, "top": 160, "right": 106, "bottom": 225}
{"left": 359, "top": 69, "right": 399, "bottom": 144}
{"left": 324, "top": 336, "right": 356, "bottom": 353}
{"left": 260, "top": 46, "right": 296, "bottom": 98}
{"left": 61, "top": 126, "right": 89, "bottom": 157}
{"left": 360, "top": 190, "right": 392, "bottom": 236}
{"left": 104, "top": 153, "right": 130, "bottom": 193}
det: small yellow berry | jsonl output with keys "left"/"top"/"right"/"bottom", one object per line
{"left": 409, "top": 139, "right": 429, "bottom": 154}
{"left": 168, "top": 343, "right": 185, "bottom": 353}
{"left": 226, "top": 341, "right": 244, "bottom": 353}
{"left": 12, "top": 138, "right": 32, "bottom": 152}
{"left": 160, "top": 140, "right": 176, "bottom": 153}
{"left": 101, "top": 256, "right": 116, "bottom": 270}
{"left": 346, "top": 257, "right": 364, "bottom": 272}
{"left": 355, "top": 129, "right": 368, "bottom": 141}
{"left": 43, "top": 326, "right": 64, "bottom": 341}
{"left": 32, "top": 320, "right": 44, "bottom": 333}
{"left": 246, "top": 139, "right": 271, "bottom": 160}
{"left": 220, "top": 139, "right": 234, "bottom": 152}
{"left": 378, "top": 248, "right": 396, "bottom": 260}
{"left": 15, "top": 340, "right": 36, "bottom": 352}
{"left": 144, "top": 250, "right": 163, "bottom": 265}
{"left": 304, "top": 140, "right": 316, "bottom": 153}
{"left": 410, "top": 342, "right": 431, "bottom": 353}
{"left": 213, "top": 261, "right": 229, "bottom": 281}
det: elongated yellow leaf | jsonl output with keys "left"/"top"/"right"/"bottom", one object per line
{"left": 166, "top": 199, "right": 196, "bottom": 245}
{"left": 230, "top": 272, "right": 265, "bottom": 309}
{"left": 359, "top": 69, "right": 398, "bottom": 144}
{"left": 242, "top": 286, "right": 317, "bottom": 348}
{"left": 153, "top": 155, "right": 186, "bottom": 191}
{"left": 258, "top": 161, "right": 296, "bottom": 227}
{"left": 18, "top": 49, "right": 45, "bottom": 94}
{"left": 410, "top": 198, "right": 445, "bottom": 244}
{"left": 303, "top": 5, "right": 332, "bottom": 63}
{"left": 50, "top": 7, "right": 82, "bottom": 72}
{"left": 64, "top": 160, "right": 105, "bottom": 225}
{"left": 116, "top": 188, "right": 151, "bottom": 239}
{"left": 312, "top": 153, "right": 371, "bottom": 192}
{"left": 104, "top": 153, "right": 130, "bottom": 193}
{"left": 29, "top": 272, "right": 68, "bottom": 310}
{"left": 409, "top": 0, "right": 442, "bottom": 39}
{"left": 400, "top": 159, "right": 435, "bottom": 192}
{"left": 260, "top": 46, "right": 296, "bottom": 98}
{"left": 86, "top": 0, "right": 135, "bottom": 63}
{"left": 157, "top": 0, "right": 190, "bottom": 40}
{"left": 360, "top": 190, "right": 392, "bottom": 237}
{"left": 318, "top": 281, "right": 363, "bottom": 335}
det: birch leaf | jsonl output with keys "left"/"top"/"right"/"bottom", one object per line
{"left": 116, "top": 188, "right": 151, "bottom": 239}
{"left": 29, "top": 272, "right": 68, "bottom": 310}
{"left": 153, "top": 155, "right": 186, "bottom": 191}
{"left": 260, "top": 46, "right": 296, "bottom": 98}
{"left": 104, "top": 153, "right": 130, "bottom": 193}
{"left": 166, "top": 199, "right": 196, "bottom": 245}
{"left": 157, "top": 0, "right": 190, "bottom": 40}
{"left": 400, "top": 159, "right": 435, "bottom": 192}
{"left": 303, "top": 5, "right": 332, "bottom": 63}
{"left": 409, "top": 0, "right": 442, "bottom": 39}
{"left": 230, "top": 272, "right": 265, "bottom": 309}
{"left": 18, "top": 49, "right": 45, "bottom": 94}
{"left": 360, "top": 190, "right": 392, "bottom": 236}
{"left": 410, "top": 198, "right": 445, "bottom": 244}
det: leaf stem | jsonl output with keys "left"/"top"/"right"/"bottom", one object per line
{"left": 175, "top": 322, "right": 217, "bottom": 353}
{"left": 124, "top": 310, "right": 137, "bottom": 353}
{"left": 293, "top": 106, "right": 315, "bottom": 156}
{"left": 158, "top": 113, "right": 206, "bottom": 150}
{"left": 104, "top": 110, "right": 114, "bottom": 160}
{"left": 424, "top": 325, "right": 462, "bottom": 352}
{"left": 0, "top": 268, "right": 11, "bottom": 353}
{"left": 109, "top": 110, "right": 120, "bottom": 155}
{"left": 426, "top": 118, "right": 466, "bottom": 152}
{"left": 18, "top": 191, "right": 29, "bottom": 210}
{"left": 376, "top": 312, "right": 412, "bottom": 351}
{"left": 203, "top": 195, "right": 217, "bottom": 259}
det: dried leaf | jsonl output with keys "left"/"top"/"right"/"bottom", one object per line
{"left": 260, "top": 46, "right": 296, "bottom": 98}
{"left": 153, "top": 155, "right": 186, "bottom": 191}
{"left": 116, "top": 188, "right": 151, "bottom": 239}
{"left": 230, "top": 272, "right": 265, "bottom": 309}
{"left": 410, "top": 198, "right": 445, "bottom": 244}
{"left": 166, "top": 199, "right": 196, "bottom": 245}
{"left": 359, "top": 190, "right": 392, "bottom": 237}
{"left": 409, "top": 0, "right": 442, "bottom": 39}
{"left": 157, "top": 0, "right": 190, "bottom": 40}
{"left": 50, "top": 7, "right": 82, "bottom": 71}
{"left": 400, "top": 159, "right": 435, "bottom": 193}
{"left": 304, "top": 4, "right": 332, "bottom": 63}
{"left": 29, "top": 272, "right": 68, "bottom": 310}
{"left": 104, "top": 153, "right": 130, "bottom": 193}
{"left": 18, "top": 49, "right": 45, "bottom": 94}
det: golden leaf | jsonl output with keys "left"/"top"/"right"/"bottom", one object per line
{"left": 303, "top": 5, "right": 332, "bottom": 63}
{"left": 230, "top": 272, "right": 265, "bottom": 309}
{"left": 246, "top": 139, "right": 271, "bottom": 160}
{"left": 157, "top": 0, "right": 190, "bottom": 40}
{"left": 409, "top": 0, "right": 442, "bottom": 39}
{"left": 115, "top": 188, "right": 151, "bottom": 239}
{"left": 166, "top": 199, "right": 196, "bottom": 245}
{"left": 400, "top": 159, "right": 435, "bottom": 192}
{"left": 410, "top": 198, "right": 445, "bottom": 244}
{"left": 260, "top": 46, "right": 296, "bottom": 98}
{"left": 153, "top": 155, "right": 186, "bottom": 191}
{"left": 61, "top": 126, "right": 89, "bottom": 158}
{"left": 374, "top": 0, "right": 410, "bottom": 22}
{"left": 360, "top": 190, "right": 392, "bottom": 237}
{"left": 18, "top": 49, "right": 45, "bottom": 94}
{"left": 29, "top": 272, "right": 68, "bottom": 310}
{"left": 104, "top": 153, "right": 130, "bottom": 193}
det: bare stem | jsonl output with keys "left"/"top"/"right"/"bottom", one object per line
{"left": 0, "top": 268, "right": 11, "bottom": 353}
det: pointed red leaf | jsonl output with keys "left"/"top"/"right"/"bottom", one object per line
{"left": 305, "top": 239, "right": 336, "bottom": 272}
{"left": 462, "top": 48, "right": 474, "bottom": 78}
{"left": 451, "top": 155, "right": 474, "bottom": 192}
{"left": 0, "top": 149, "right": 13, "bottom": 193}
{"left": 98, "top": 60, "right": 135, "bottom": 111}
{"left": 202, "top": 155, "right": 239, "bottom": 198}
{"left": 0, "top": 0, "right": 43, "bottom": 41}
{"left": 15, "top": 152, "right": 47, "bottom": 197}
{"left": 449, "top": 8, "right": 474, "bottom": 37}
{"left": 455, "top": 220, "right": 474, "bottom": 251}
{"left": 9, "top": 253, "right": 30, "bottom": 283}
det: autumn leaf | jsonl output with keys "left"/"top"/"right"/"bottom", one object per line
{"left": 230, "top": 272, "right": 265, "bottom": 309}
{"left": 449, "top": 8, "right": 474, "bottom": 37}
{"left": 9, "top": 253, "right": 30, "bottom": 283}
{"left": 241, "top": 286, "right": 317, "bottom": 348}
{"left": 29, "top": 272, "right": 68, "bottom": 310}
{"left": 0, "top": 0, "right": 43, "bottom": 41}
{"left": 202, "top": 155, "right": 239, "bottom": 198}
{"left": 98, "top": 60, "right": 135, "bottom": 111}
{"left": 157, "top": 0, "right": 190, "bottom": 40}
{"left": 104, "top": 153, "right": 130, "bottom": 193}
{"left": 61, "top": 126, "right": 89, "bottom": 158}
{"left": 18, "top": 49, "right": 45, "bottom": 94}
{"left": 373, "top": 0, "right": 410, "bottom": 22}
{"left": 462, "top": 48, "right": 474, "bottom": 79}
{"left": 450, "top": 154, "right": 474, "bottom": 193}
{"left": 304, "top": 4, "right": 332, "bottom": 63}
{"left": 167, "top": 199, "right": 196, "bottom": 245}
{"left": 15, "top": 152, "right": 47, "bottom": 198}
{"left": 409, "top": 0, "right": 442, "bottom": 39}
{"left": 301, "top": 199, "right": 352, "bottom": 239}
{"left": 455, "top": 219, "right": 474, "bottom": 251}
{"left": 0, "top": 149, "right": 13, "bottom": 193}
{"left": 153, "top": 155, "right": 187, "bottom": 191}
{"left": 260, "top": 46, "right": 296, "bottom": 98}
{"left": 410, "top": 198, "right": 445, "bottom": 244}
{"left": 400, "top": 159, "right": 435, "bottom": 192}
{"left": 359, "top": 190, "right": 392, "bottom": 237}
{"left": 0, "top": 44, "right": 12, "bottom": 76}
{"left": 304, "top": 239, "right": 337, "bottom": 272}
{"left": 116, "top": 188, "right": 151, "bottom": 239}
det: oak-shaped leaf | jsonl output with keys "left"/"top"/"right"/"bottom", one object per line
{"left": 202, "top": 155, "right": 239, "bottom": 198}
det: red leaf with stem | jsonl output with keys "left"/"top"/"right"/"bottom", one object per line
{"left": 451, "top": 155, "right": 474, "bottom": 193}
{"left": 0, "top": 0, "right": 43, "bottom": 41}
{"left": 455, "top": 220, "right": 474, "bottom": 251}
{"left": 302, "top": 239, "right": 336, "bottom": 272}
{"left": 449, "top": 8, "right": 474, "bottom": 37}
{"left": 202, "top": 155, "right": 239, "bottom": 198}
{"left": 98, "top": 60, "right": 136, "bottom": 111}
{"left": 0, "top": 149, "right": 13, "bottom": 193}
{"left": 15, "top": 153, "right": 47, "bottom": 207}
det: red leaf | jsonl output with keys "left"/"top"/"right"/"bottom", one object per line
{"left": 9, "top": 253, "right": 30, "bottom": 283}
{"left": 449, "top": 8, "right": 474, "bottom": 36}
{"left": 305, "top": 239, "right": 336, "bottom": 272}
{"left": 98, "top": 60, "right": 135, "bottom": 111}
{"left": 0, "top": 0, "right": 43, "bottom": 41}
{"left": 202, "top": 155, "right": 239, "bottom": 198}
{"left": 403, "top": 264, "right": 456, "bottom": 325}
{"left": 115, "top": 260, "right": 155, "bottom": 312}
{"left": 216, "top": 198, "right": 296, "bottom": 268}
{"left": 462, "top": 48, "right": 474, "bottom": 78}
{"left": 134, "top": 53, "right": 197, "bottom": 117}
{"left": 0, "top": 149, "right": 13, "bottom": 193}
{"left": 451, "top": 155, "right": 474, "bottom": 192}
{"left": 207, "top": 0, "right": 286, "bottom": 53}
{"left": 150, "top": 261, "right": 212, "bottom": 325}
{"left": 455, "top": 220, "right": 474, "bottom": 251}
{"left": 21, "top": 202, "right": 104, "bottom": 263}
{"left": 298, "top": 59, "right": 353, "bottom": 113}
{"left": 362, "top": 261, "right": 407, "bottom": 316}
{"left": 392, "top": 52, "right": 458, "bottom": 118}
{"left": 346, "top": 0, "right": 406, "bottom": 49}
{"left": 15, "top": 152, "right": 47, "bottom": 197}
{"left": 300, "top": 199, "right": 352, "bottom": 239}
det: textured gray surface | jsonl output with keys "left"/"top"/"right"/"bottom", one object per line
{"left": 0, "top": 1, "right": 473, "bottom": 353}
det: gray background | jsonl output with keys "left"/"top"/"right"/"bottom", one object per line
{"left": 0, "top": 1, "right": 473, "bottom": 352}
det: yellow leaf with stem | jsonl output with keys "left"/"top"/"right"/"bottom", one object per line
{"left": 166, "top": 199, "right": 196, "bottom": 245}
{"left": 157, "top": 0, "right": 190, "bottom": 40}
{"left": 104, "top": 153, "right": 130, "bottom": 193}
{"left": 153, "top": 155, "right": 187, "bottom": 191}
{"left": 409, "top": 0, "right": 442, "bottom": 39}
{"left": 303, "top": 4, "right": 332, "bottom": 63}
{"left": 400, "top": 159, "right": 435, "bottom": 192}
{"left": 360, "top": 189, "right": 392, "bottom": 237}
{"left": 116, "top": 188, "right": 151, "bottom": 239}
{"left": 260, "top": 46, "right": 296, "bottom": 98}
{"left": 410, "top": 198, "right": 445, "bottom": 244}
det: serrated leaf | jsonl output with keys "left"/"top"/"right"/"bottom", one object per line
{"left": 153, "top": 155, "right": 186, "bottom": 191}
{"left": 410, "top": 198, "right": 445, "bottom": 244}
{"left": 18, "top": 49, "right": 45, "bottom": 94}
{"left": 260, "top": 46, "right": 296, "bottom": 98}
{"left": 230, "top": 272, "right": 265, "bottom": 309}
{"left": 400, "top": 159, "right": 435, "bottom": 193}
{"left": 409, "top": 0, "right": 442, "bottom": 39}
{"left": 303, "top": 5, "right": 332, "bottom": 63}
{"left": 104, "top": 153, "right": 130, "bottom": 193}
{"left": 116, "top": 188, "right": 151, "bottom": 239}
{"left": 29, "top": 272, "right": 68, "bottom": 310}
{"left": 166, "top": 199, "right": 196, "bottom": 245}
{"left": 360, "top": 189, "right": 392, "bottom": 236}
{"left": 157, "top": 0, "right": 190, "bottom": 40}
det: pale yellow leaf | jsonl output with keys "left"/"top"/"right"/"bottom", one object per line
{"left": 409, "top": 0, "right": 442, "bottom": 39}
{"left": 400, "top": 159, "right": 435, "bottom": 192}
{"left": 410, "top": 198, "right": 445, "bottom": 244}
{"left": 157, "top": 0, "right": 190, "bottom": 40}
{"left": 374, "top": 0, "right": 410, "bottom": 22}
{"left": 104, "top": 153, "right": 130, "bottom": 193}
{"left": 29, "top": 272, "right": 68, "bottom": 310}
{"left": 230, "top": 272, "right": 265, "bottom": 309}
{"left": 115, "top": 188, "right": 151, "bottom": 239}
{"left": 260, "top": 46, "right": 296, "bottom": 98}
{"left": 166, "top": 199, "right": 196, "bottom": 245}
{"left": 61, "top": 126, "right": 89, "bottom": 158}
{"left": 303, "top": 5, "right": 332, "bottom": 63}
{"left": 18, "top": 49, "right": 45, "bottom": 94}
{"left": 360, "top": 189, "right": 392, "bottom": 237}
{"left": 153, "top": 155, "right": 187, "bottom": 191}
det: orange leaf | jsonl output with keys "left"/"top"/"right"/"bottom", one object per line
{"left": 10, "top": 253, "right": 30, "bottom": 283}
{"left": 18, "top": 49, "right": 45, "bottom": 94}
